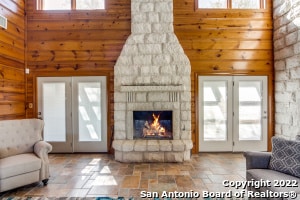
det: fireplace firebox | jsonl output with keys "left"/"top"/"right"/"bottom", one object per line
{"left": 133, "top": 111, "right": 173, "bottom": 140}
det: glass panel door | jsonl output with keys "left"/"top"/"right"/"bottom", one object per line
{"left": 38, "top": 77, "right": 73, "bottom": 153}
{"left": 73, "top": 77, "right": 107, "bottom": 152}
{"left": 38, "top": 76, "right": 107, "bottom": 153}
{"left": 233, "top": 76, "right": 268, "bottom": 151}
{"left": 199, "top": 76, "right": 268, "bottom": 152}
{"left": 199, "top": 76, "right": 233, "bottom": 152}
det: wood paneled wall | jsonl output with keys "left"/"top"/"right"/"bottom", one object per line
{"left": 25, "top": 0, "right": 273, "bottom": 153}
{"left": 0, "top": 0, "right": 26, "bottom": 119}
{"left": 26, "top": 0, "right": 131, "bottom": 152}
{"left": 174, "top": 0, "right": 274, "bottom": 153}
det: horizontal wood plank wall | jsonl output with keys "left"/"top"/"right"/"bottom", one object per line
{"left": 0, "top": 0, "right": 26, "bottom": 119}
{"left": 26, "top": 0, "right": 273, "bottom": 153}
{"left": 174, "top": 0, "right": 274, "bottom": 153}
{"left": 25, "top": 0, "right": 131, "bottom": 152}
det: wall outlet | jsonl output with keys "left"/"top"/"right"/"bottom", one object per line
{"left": 0, "top": 15, "right": 7, "bottom": 29}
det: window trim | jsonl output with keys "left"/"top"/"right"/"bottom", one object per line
{"left": 36, "top": 0, "right": 106, "bottom": 11}
{"left": 196, "top": 0, "right": 266, "bottom": 10}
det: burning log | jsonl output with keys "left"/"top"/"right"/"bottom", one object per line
{"left": 142, "top": 113, "right": 166, "bottom": 137}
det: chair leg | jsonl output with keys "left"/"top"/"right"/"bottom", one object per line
{"left": 42, "top": 179, "right": 49, "bottom": 186}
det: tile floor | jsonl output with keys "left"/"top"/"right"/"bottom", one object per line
{"left": 0, "top": 153, "right": 246, "bottom": 199}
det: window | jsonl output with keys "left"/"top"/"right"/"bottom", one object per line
{"left": 37, "top": 0, "right": 105, "bottom": 10}
{"left": 197, "top": 0, "right": 265, "bottom": 9}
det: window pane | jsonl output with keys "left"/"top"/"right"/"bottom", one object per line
{"left": 78, "top": 82, "right": 102, "bottom": 142}
{"left": 232, "top": 0, "right": 261, "bottom": 9}
{"left": 203, "top": 81, "right": 228, "bottom": 141}
{"left": 76, "top": 0, "right": 105, "bottom": 10}
{"left": 198, "top": 0, "right": 227, "bottom": 9}
{"left": 239, "top": 81, "right": 262, "bottom": 141}
{"left": 43, "top": 83, "right": 66, "bottom": 142}
{"left": 43, "top": 0, "right": 71, "bottom": 10}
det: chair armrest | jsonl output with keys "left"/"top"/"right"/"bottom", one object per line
{"left": 244, "top": 151, "right": 271, "bottom": 170}
{"left": 34, "top": 140, "right": 52, "bottom": 158}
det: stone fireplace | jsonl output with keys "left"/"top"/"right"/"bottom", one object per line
{"left": 112, "top": 0, "right": 192, "bottom": 162}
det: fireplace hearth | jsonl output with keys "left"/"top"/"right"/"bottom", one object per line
{"left": 133, "top": 111, "right": 173, "bottom": 140}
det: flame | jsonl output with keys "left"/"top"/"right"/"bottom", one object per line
{"left": 143, "top": 113, "right": 167, "bottom": 137}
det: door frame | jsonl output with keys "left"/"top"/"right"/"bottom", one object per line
{"left": 195, "top": 73, "right": 274, "bottom": 153}
{"left": 32, "top": 72, "right": 111, "bottom": 153}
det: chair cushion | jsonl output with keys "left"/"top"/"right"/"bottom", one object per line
{"left": 0, "top": 153, "right": 41, "bottom": 179}
{"left": 268, "top": 137, "right": 300, "bottom": 178}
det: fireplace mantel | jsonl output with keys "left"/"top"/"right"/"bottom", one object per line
{"left": 120, "top": 85, "right": 186, "bottom": 92}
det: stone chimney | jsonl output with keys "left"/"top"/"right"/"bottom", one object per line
{"left": 113, "top": 0, "right": 192, "bottom": 162}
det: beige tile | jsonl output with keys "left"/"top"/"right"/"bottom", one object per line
{"left": 0, "top": 153, "right": 246, "bottom": 199}
{"left": 121, "top": 176, "right": 140, "bottom": 188}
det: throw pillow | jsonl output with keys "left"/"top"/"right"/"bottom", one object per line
{"left": 269, "top": 137, "right": 300, "bottom": 178}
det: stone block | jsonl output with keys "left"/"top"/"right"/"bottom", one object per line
{"left": 134, "top": 140, "right": 147, "bottom": 151}
{"left": 122, "top": 45, "right": 139, "bottom": 56}
{"left": 181, "top": 121, "right": 191, "bottom": 132}
{"left": 165, "top": 152, "right": 183, "bottom": 162}
{"left": 148, "top": 12, "right": 159, "bottom": 23}
{"left": 114, "top": 103, "right": 126, "bottom": 111}
{"left": 148, "top": 92, "right": 169, "bottom": 102}
{"left": 147, "top": 140, "right": 159, "bottom": 151}
{"left": 273, "top": 26, "right": 287, "bottom": 41}
{"left": 285, "top": 31, "right": 298, "bottom": 45}
{"left": 160, "top": 13, "right": 173, "bottom": 23}
{"left": 286, "top": 55, "right": 300, "bottom": 69}
{"left": 133, "top": 55, "right": 152, "bottom": 65}
{"left": 274, "top": 46, "right": 294, "bottom": 60}
{"left": 115, "top": 55, "right": 133, "bottom": 66}
{"left": 114, "top": 151, "right": 123, "bottom": 162}
{"left": 114, "top": 121, "right": 126, "bottom": 132}
{"left": 134, "top": 76, "right": 151, "bottom": 85}
{"left": 132, "top": 23, "right": 152, "bottom": 34}
{"left": 274, "top": 38, "right": 285, "bottom": 50}
{"left": 183, "top": 150, "right": 191, "bottom": 161}
{"left": 152, "top": 23, "right": 174, "bottom": 33}
{"left": 275, "top": 92, "right": 295, "bottom": 103}
{"left": 122, "top": 140, "right": 135, "bottom": 152}
{"left": 150, "top": 76, "right": 172, "bottom": 85}
{"left": 123, "top": 152, "right": 144, "bottom": 162}
{"left": 136, "top": 93, "right": 147, "bottom": 102}
{"left": 145, "top": 33, "right": 167, "bottom": 43}
{"left": 179, "top": 131, "right": 190, "bottom": 140}
{"left": 140, "top": 2, "right": 154, "bottom": 12}
{"left": 127, "top": 35, "right": 145, "bottom": 45}
{"left": 181, "top": 111, "right": 191, "bottom": 121}
{"left": 114, "top": 111, "right": 126, "bottom": 121}
{"left": 154, "top": 1, "right": 172, "bottom": 12}
{"left": 290, "top": 68, "right": 300, "bottom": 79}
{"left": 132, "top": 12, "right": 147, "bottom": 23}
{"left": 144, "top": 152, "right": 164, "bottom": 162}
{"left": 159, "top": 140, "right": 172, "bottom": 151}
{"left": 286, "top": 81, "right": 299, "bottom": 92}
{"left": 274, "top": 60, "right": 286, "bottom": 70}
{"left": 114, "top": 131, "right": 126, "bottom": 140}
{"left": 172, "top": 140, "right": 185, "bottom": 151}
{"left": 138, "top": 44, "right": 162, "bottom": 55}
{"left": 112, "top": 140, "right": 124, "bottom": 151}
{"left": 182, "top": 140, "right": 193, "bottom": 150}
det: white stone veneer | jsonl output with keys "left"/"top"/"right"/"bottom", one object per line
{"left": 113, "top": 0, "right": 192, "bottom": 162}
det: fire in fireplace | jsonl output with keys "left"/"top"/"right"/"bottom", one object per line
{"left": 133, "top": 111, "right": 173, "bottom": 139}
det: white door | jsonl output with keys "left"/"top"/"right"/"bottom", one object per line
{"left": 37, "top": 76, "right": 107, "bottom": 153}
{"left": 198, "top": 76, "right": 268, "bottom": 152}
